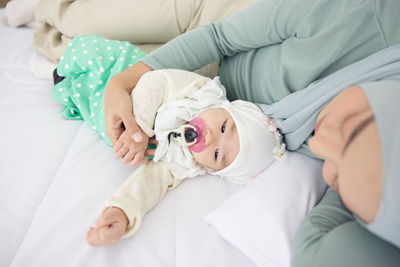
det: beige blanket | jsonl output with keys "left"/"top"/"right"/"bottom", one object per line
{"left": 33, "top": 0, "right": 258, "bottom": 74}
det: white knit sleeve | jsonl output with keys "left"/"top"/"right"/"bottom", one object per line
{"left": 104, "top": 160, "right": 182, "bottom": 238}
{"left": 131, "top": 71, "right": 168, "bottom": 137}
{"left": 131, "top": 69, "right": 211, "bottom": 137}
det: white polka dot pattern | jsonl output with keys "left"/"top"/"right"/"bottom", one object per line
{"left": 52, "top": 34, "right": 147, "bottom": 145}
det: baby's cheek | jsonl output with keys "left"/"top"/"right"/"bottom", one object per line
{"left": 191, "top": 151, "right": 202, "bottom": 163}
{"left": 191, "top": 150, "right": 209, "bottom": 168}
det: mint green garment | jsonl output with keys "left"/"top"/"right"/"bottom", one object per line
{"left": 140, "top": 0, "right": 400, "bottom": 156}
{"left": 53, "top": 35, "right": 146, "bottom": 145}
{"left": 291, "top": 189, "right": 400, "bottom": 267}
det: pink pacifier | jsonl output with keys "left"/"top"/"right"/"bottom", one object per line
{"left": 167, "top": 117, "right": 205, "bottom": 153}
{"left": 188, "top": 117, "right": 205, "bottom": 153}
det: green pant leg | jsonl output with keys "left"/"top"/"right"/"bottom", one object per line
{"left": 53, "top": 35, "right": 147, "bottom": 145}
{"left": 291, "top": 188, "right": 400, "bottom": 267}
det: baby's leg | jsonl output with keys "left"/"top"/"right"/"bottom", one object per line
{"left": 53, "top": 68, "right": 65, "bottom": 85}
{"left": 53, "top": 35, "right": 147, "bottom": 145}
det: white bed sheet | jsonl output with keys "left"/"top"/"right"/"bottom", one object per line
{"left": 0, "top": 10, "right": 257, "bottom": 267}
{"left": 0, "top": 19, "right": 81, "bottom": 266}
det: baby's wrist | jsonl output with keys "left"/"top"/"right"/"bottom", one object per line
{"left": 108, "top": 207, "right": 129, "bottom": 226}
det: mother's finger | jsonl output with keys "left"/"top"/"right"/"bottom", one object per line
{"left": 122, "top": 149, "right": 136, "bottom": 163}
{"left": 115, "top": 145, "right": 129, "bottom": 159}
{"left": 129, "top": 152, "right": 144, "bottom": 168}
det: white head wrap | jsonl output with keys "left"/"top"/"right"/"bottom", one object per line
{"left": 153, "top": 77, "right": 284, "bottom": 183}
{"left": 209, "top": 100, "right": 284, "bottom": 183}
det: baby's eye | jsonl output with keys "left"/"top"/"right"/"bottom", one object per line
{"left": 214, "top": 148, "right": 219, "bottom": 161}
{"left": 221, "top": 120, "right": 227, "bottom": 133}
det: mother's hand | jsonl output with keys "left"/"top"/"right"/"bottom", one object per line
{"left": 104, "top": 62, "right": 152, "bottom": 145}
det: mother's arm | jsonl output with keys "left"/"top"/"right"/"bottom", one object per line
{"left": 104, "top": 0, "right": 311, "bottom": 143}
{"left": 291, "top": 188, "right": 400, "bottom": 267}
{"left": 104, "top": 62, "right": 152, "bottom": 145}
{"left": 141, "top": 0, "right": 311, "bottom": 71}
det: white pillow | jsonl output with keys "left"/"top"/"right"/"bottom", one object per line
{"left": 205, "top": 151, "right": 327, "bottom": 267}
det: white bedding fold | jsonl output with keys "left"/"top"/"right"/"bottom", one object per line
{"left": 0, "top": 17, "right": 82, "bottom": 266}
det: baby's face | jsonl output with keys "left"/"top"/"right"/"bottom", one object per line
{"left": 191, "top": 108, "right": 239, "bottom": 171}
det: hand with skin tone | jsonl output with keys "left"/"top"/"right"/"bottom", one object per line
{"left": 114, "top": 128, "right": 149, "bottom": 167}
{"left": 104, "top": 62, "right": 153, "bottom": 165}
{"left": 114, "top": 131, "right": 158, "bottom": 167}
{"left": 86, "top": 207, "right": 129, "bottom": 246}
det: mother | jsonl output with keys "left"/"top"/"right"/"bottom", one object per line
{"left": 103, "top": 0, "right": 400, "bottom": 265}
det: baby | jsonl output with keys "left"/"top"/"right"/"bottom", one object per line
{"left": 52, "top": 35, "right": 285, "bottom": 246}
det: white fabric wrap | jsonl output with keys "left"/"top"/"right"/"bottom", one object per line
{"left": 209, "top": 100, "right": 279, "bottom": 183}
{"left": 152, "top": 73, "right": 280, "bottom": 183}
{"left": 152, "top": 77, "right": 227, "bottom": 179}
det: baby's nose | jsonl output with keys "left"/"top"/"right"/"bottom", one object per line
{"left": 204, "top": 129, "right": 215, "bottom": 146}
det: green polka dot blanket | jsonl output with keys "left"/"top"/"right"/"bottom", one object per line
{"left": 53, "top": 35, "right": 147, "bottom": 145}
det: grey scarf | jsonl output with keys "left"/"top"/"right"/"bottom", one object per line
{"left": 257, "top": 44, "right": 400, "bottom": 152}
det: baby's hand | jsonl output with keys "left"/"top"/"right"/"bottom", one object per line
{"left": 114, "top": 129, "right": 149, "bottom": 167}
{"left": 86, "top": 207, "right": 128, "bottom": 246}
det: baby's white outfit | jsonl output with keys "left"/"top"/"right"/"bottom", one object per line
{"left": 104, "top": 69, "right": 283, "bottom": 237}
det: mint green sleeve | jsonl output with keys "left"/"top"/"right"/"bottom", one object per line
{"left": 141, "top": 0, "right": 397, "bottom": 105}
{"left": 140, "top": 0, "right": 309, "bottom": 70}
{"left": 291, "top": 188, "right": 400, "bottom": 267}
